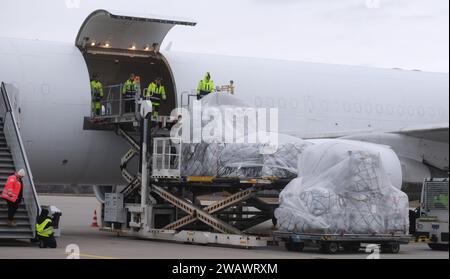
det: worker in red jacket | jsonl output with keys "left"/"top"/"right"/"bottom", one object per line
{"left": 1, "top": 169, "right": 25, "bottom": 226}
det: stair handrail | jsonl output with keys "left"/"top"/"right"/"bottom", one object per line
{"left": 0, "top": 82, "right": 41, "bottom": 236}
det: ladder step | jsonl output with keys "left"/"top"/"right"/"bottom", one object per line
{"left": 0, "top": 203, "right": 27, "bottom": 208}
{"left": 0, "top": 232, "right": 33, "bottom": 239}
{"left": 0, "top": 203, "right": 28, "bottom": 208}
{"left": 0, "top": 213, "right": 29, "bottom": 219}
{"left": 0, "top": 222, "right": 31, "bottom": 229}
{"left": 0, "top": 215, "right": 30, "bottom": 220}
{"left": 0, "top": 227, "right": 32, "bottom": 233}
{"left": 0, "top": 206, "right": 28, "bottom": 214}
{"left": 0, "top": 220, "right": 30, "bottom": 226}
{"left": 0, "top": 208, "right": 28, "bottom": 214}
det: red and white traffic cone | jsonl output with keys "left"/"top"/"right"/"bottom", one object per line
{"left": 90, "top": 209, "right": 98, "bottom": 228}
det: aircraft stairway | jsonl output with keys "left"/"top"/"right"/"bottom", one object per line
{"left": 0, "top": 82, "right": 40, "bottom": 239}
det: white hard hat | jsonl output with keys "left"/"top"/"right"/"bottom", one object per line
{"left": 17, "top": 169, "right": 26, "bottom": 177}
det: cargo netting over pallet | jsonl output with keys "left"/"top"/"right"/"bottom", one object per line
{"left": 275, "top": 141, "right": 409, "bottom": 235}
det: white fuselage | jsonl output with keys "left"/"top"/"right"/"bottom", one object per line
{"left": 0, "top": 37, "right": 448, "bottom": 185}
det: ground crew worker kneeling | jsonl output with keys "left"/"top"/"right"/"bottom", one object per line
{"left": 122, "top": 73, "right": 137, "bottom": 113}
{"left": 197, "top": 72, "right": 215, "bottom": 100}
{"left": 90, "top": 73, "right": 104, "bottom": 116}
{"left": 35, "top": 209, "right": 57, "bottom": 248}
{"left": 146, "top": 77, "right": 166, "bottom": 118}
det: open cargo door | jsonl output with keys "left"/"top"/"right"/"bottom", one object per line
{"left": 76, "top": 9, "right": 196, "bottom": 54}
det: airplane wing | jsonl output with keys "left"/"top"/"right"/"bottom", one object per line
{"left": 336, "top": 122, "right": 449, "bottom": 181}
{"left": 392, "top": 123, "right": 449, "bottom": 143}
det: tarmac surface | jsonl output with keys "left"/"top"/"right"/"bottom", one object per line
{"left": 0, "top": 195, "right": 448, "bottom": 259}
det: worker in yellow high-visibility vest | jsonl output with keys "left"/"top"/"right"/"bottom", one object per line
{"left": 122, "top": 73, "right": 137, "bottom": 113}
{"left": 35, "top": 209, "right": 57, "bottom": 248}
{"left": 197, "top": 72, "right": 215, "bottom": 100}
{"left": 90, "top": 73, "right": 103, "bottom": 116}
{"left": 146, "top": 77, "right": 166, "bottom": 118}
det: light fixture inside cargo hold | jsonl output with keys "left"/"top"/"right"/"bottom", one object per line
{"left": 90, "top": 41, "right": 96, "bottom": 47}
{"left": 144, "top": 45, "right": 150, "bottom": 51}
{"left": 86, "top": 48, "right": 153, "bottom": 58}
{"left": 104, "top": 42, "right": 110, "bottom": 48}
{"left": 130, "top": 45, "right": 136, "bottom": 50}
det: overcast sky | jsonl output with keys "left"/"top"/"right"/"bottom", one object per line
{"left": 0, "top": 0, "right": 448, "bottom": 72}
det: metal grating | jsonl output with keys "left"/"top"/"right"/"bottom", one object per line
{"left": 423, "top": 179, "right": 449, "bottom": 211}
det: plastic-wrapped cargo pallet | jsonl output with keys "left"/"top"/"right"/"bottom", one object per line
{"left": 181, "top": 136, "right": 311, "bottom": 178}
{"left": 274, "top": 141, "right": 409, "bottom": 234}
{"left": 180, "top": 93, "right": 311, "bottom": 178}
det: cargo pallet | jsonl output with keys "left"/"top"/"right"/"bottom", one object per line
{"left": 273, "top": 230, "right": 411, "bottom": 254}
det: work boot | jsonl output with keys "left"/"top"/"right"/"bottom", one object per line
{"left": 11, "top": 219, "right": 17, "bottom": 227}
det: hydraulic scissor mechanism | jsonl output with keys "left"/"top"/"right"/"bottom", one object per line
{"left": 151, "top": 184, "right": 245, "bottom": 234}
{"left": 117, "top": 126, "right": 142, "bottom": 200}
{"left": 147, "top": 177, "right": 285, "bottom": 236}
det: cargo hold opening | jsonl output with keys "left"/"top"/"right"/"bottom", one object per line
{"left": 83, "top": 52, "right": 176, "bottom": 117}
{"left": 76, "top": 9, "right": 196, "bottom": 119}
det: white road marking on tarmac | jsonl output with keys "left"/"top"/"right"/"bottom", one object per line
{"left": 65, "top": 252, "right": 118, "bottom": 259}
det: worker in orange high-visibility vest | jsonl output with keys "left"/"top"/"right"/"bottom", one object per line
{"left": 1, "top": 169, "right": 25, "bottom": 226}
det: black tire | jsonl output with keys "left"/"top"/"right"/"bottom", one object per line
{"left": 321, "top": 242, "right": 339, "bottom": 254}
{"left": 285, "top": 240, "right": 304, "bottom": 252}
{"left": 381, "top": 243, "right": 400, "bottom": 254}
{"left": 428, "top": 243, "right": 449, "bottom": 251}
{"left": 342, "top": 242, "right": 361, "bottom": 253}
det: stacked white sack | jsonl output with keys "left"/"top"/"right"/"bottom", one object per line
{"left": 274, "top": 141, "right": 409, "bottom": 234}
